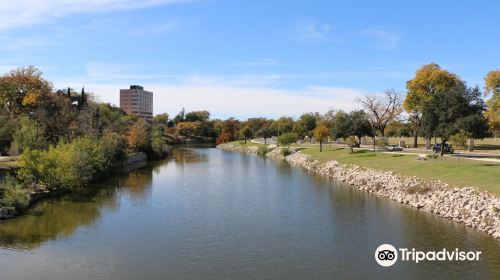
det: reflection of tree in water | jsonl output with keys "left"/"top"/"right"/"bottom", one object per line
{"left": 171, "top": 148, "right": 208, "bottom": 166}
{"left": 118, "top": 168, "right": 153, "bottom": 200}
{"left": 0, "top": 164, "right": 159, "bottom": 250}
{"left": 0, "top": 186, "right": 119, "bottom": 250}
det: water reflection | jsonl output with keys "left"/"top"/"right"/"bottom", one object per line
{"left": 0, "top": 167, "right": 155, "bottom": 250}
{"left": 0, "top": 148, "right": 499, "bottom": 280}
{"left": 171, "top": 147, "right": 208, "bottom": 165}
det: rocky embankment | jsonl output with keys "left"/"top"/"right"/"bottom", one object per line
{"left": 218, "top": 143, "right": 500, "bottom": 239}
{"left": 217, "top": 143, "right": 260, "bottom": 154}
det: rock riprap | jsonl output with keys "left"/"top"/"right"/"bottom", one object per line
{"left": 218, "top": 143, "right": 500, "bottom": 239}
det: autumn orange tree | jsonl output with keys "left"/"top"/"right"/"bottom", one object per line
{"left": 404, "top": 63, "right": 463, "bottom": 147}
{"left": 313, "top": 123, "right": 330, "bottom": 152}
{"left": 484, "top": 70, "right": 500, "bottom": 137}
{"left": 0, "top": 66, "right": 52, "bottom": 118}
{"left": 127, "top": 119, "right": 150, "bottom": 151}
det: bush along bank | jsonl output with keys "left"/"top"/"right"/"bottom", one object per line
{"left": 0, "top": 134, "right": 170, "bottom": 220}
{"left": 217, "top": 143, "right": 500, "bottom": 239}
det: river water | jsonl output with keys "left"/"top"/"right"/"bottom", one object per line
{"left": 0, "top": 148, "right": 499, "bottom": 279}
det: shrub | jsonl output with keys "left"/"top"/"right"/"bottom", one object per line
{"left": 149, "top": 126, "right": 169, "bottom": 159}
{"left": 18, "top": 136, "right": 123, "bottom": 190}
{"left": 257, "top": 146, "right": 268, "bottom": 156}
{"left": 280, "top": 147, "right": 291, "bottom": 157}
{"left": 0, "top": 176, "right": 29, "bottom": 209}
{"left": 10, "top": 116, "right": 48, "bottom": 155}
{"left": 278, "top": 132, "right": 297, "bottom": 147}
{"left": 377, "top": 137, "right": 388, "bottom": 148}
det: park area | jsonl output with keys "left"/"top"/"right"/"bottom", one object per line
{"left": 228, "top": 138, "right": 500, "bottom": 195}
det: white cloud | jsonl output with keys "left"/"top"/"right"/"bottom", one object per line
{"left": 54, "top": 80, "right": 367, "bottom": 119}
{"left": 294, "top": 20, "right": 334, "bottom": 43}
{"left": 0, "top": 0, "right": 189, "bottom": 30}
{"left": 362, "top": 29, "right": 402, "bottom": 50}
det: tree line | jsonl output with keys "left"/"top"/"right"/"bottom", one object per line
{"left": 0, "top": 64, "right": 498, "bottom": 209}
{"left": 0, "top": 66, "right": 170, "bottom": 210}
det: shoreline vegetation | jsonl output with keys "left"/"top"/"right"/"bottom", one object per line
{"left": 1, "top": 64, "right": 499, "bottom": 226}
{"left": 218, "top": 142, "right": 500, "bottom": 239}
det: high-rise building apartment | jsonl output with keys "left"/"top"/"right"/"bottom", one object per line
{"left": 120, "top": 85, "right": 153, "bottom": 121}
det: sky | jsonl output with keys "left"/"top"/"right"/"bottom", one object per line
{"left": 0, "top": 0, "right": 499, "bottom": 119}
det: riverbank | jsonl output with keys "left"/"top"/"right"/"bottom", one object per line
{"left": 217, "top": 143, "right": 500, "bottom": 239}
{"left": 0, "top": 151, "right": 157, "bottom": 220}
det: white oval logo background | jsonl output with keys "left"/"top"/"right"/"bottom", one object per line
{"left": 375, "top": 244, "right": 398, "bottom": 267}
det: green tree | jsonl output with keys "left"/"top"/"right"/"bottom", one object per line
{"left": 404, "top": 63, "right": 463, "bottom": 147}
{"left": 153, "top": 113, "right": 169, "bottom": 125}
{"left": 11, "top": 116, "right": 48, "bottom": 155}
{"left": 332, "top": 110, "right": 350, "bottom": 139}
{"left": 278, "top": 132, "right": 297, "bottom": 147}
{"left": 185, "top": 110, "right": 210, "bottom": 122}
{"left": 294, "top": 113, "right": 318, "bottom": 138}
{"left": 349, "top": 110, "right": 374, "bottom": 141}
{"left": 270, "top": 117, "right": 294, "bottom": 143}
{"left": 0, "top": 116, "right": 18, "bottom": 155}
{"left": 239, "top": 126, "right": 253, "bottom": 143}
{"left": 450, "top": 130, "right": 471, "bottom": 150}
{"left": 421, "top": 85, "right": 490, "bottom": 156}
{"left": 257, "top": 127, "right": 272, "bottom": 145}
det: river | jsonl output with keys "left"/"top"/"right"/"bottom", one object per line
{"left": 0, "top": 148, "right": 499, "bottom": 279}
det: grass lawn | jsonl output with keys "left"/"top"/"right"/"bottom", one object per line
{"left": 386, "top": 137, "right": 500, "bottom": 153}
{"left": 300, "top": 146, "right": 500, "bottom": 195}
{"left": 0, "top": 160, "right": 18, "bottom": 168}
{"left": 228, "top": 140, "right": 267, "bottom": 148}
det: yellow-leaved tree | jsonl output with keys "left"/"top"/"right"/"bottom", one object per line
{"left": 127, "top": 119, "right": 150, "bottom": 151}
{"left": 484, "top": 70, "right": 500, "bottom": 137}
{"left": 404, "top": 63, "right": 463, "bottom": 147}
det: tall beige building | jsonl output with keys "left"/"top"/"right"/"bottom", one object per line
{"left": 120, "top": 85, "right": 153, "bottom": 121}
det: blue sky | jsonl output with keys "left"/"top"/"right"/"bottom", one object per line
{"left": 0, "top": 0, "right": 499, "bottom": 118}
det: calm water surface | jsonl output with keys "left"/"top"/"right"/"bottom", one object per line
{"left": 1, "top": 148, "right": 499, "bottom": 279}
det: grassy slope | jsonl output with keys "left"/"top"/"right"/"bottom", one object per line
{"left": 227, "top": 141, "right": 267, "bottom": 148}
{"left": 300, "top": 147, "right": 500, "bottom": 195}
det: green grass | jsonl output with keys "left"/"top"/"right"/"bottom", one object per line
{"left": 0, "top": 160, "right": 18, "bottom": 168}
{"left": 301, "top": 146, "right": 500, "bottom": 195}
{"left": 386, "top": 137, "right": 500, "bottom": 153}
{"left": 228, "top": 140, "right": 267, "bottom": 148}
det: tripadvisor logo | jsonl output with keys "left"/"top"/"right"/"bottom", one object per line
{"left": 375, "top": 244, "right": 482, "bottom": 267}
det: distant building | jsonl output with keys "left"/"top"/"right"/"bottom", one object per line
{"left": 120, "top": 85, "right": 153, "bottom": 121}
{"left": 55, "top": 87, "right": 88, "bottom": 110}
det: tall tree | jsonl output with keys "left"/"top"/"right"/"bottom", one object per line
{"left": 0, "top": 66, "right": 53, "bottom": 118}
{"left": 257, "top": 126, "right": 272, "bottom": 145}
{"left": 484, "top": 70, "right": 500, "bottom": 97}
{"left": 294, "top": 113, "right": 318, "bottom": 138}
{"left": 270, "top": 116, "right": 294, "bottom": 136}
{"left": 356, "top": 89, "right": 403, "bottom": 140}
{"left": 349, "top": 110, "right": 374, "bottom": 141}
{"left": 404, "top": 63, "right": 463, "bottom": 147}
{"left": 332, "top": 110, "right": 351, "bottom": 139}
{"left": 421, "top": 85, "right": 490, "bottom": 156}
{"left": 239, "top": 126, "right": 253, "bottom": 144}
{"left": 484, "top": 70, "right": 500, "bottom": 137}
{"left": 127, "top": 119, "right": 150, "bottom": 151}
